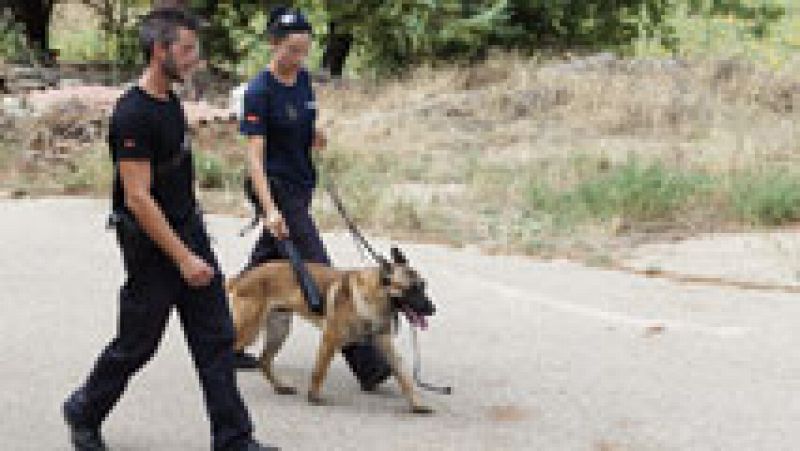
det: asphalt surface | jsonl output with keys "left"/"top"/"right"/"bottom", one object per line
{"left": 1, "top": 197, "right": 799, "bottom": 450}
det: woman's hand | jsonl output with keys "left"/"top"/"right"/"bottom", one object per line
{"left": 265, "top": 208, "right": 289, "bottom": 239}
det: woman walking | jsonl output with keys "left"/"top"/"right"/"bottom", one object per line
{"left": 234, "top": 6, "right": 391, "bottom": 392}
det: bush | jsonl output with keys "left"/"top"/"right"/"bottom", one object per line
{"left": 729, "top": 169, "right": 800, "bottom": 226}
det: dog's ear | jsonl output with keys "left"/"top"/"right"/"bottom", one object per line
{"left": 391, "top": 246, "right": 408, "bottom": 265}
{"left": 379, "top": 258, "right": 392, "bottom": 286}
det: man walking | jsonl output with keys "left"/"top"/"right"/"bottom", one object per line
{"left": 62, "top": 8, "right": 276, "bottom": 451}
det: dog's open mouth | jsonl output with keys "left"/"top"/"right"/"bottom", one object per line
{"left": 402, "top": 306, "right": 428, "bottom": 330}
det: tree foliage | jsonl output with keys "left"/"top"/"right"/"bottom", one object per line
{"left": 1, "top": 0, "right": 789, "bottom": 73}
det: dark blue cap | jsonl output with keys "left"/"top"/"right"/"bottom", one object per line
{"left": 267, "top": 6, "right": 312, "bottom": 37}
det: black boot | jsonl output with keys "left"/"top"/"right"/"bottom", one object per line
{"left": 342, "top": 342, "right": 392, "bottom": 392}
{"left": 227, "top": 438, "right": 280, "bottom": 451}
{"left": 63, "top": 402, "right": 108, "bottom": 451}
{"left": 358, "top": 364, "right": 392, "bottom": 392}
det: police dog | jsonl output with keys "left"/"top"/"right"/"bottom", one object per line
{"left": 227, "top": 247, "right": 436, "bottom": 414}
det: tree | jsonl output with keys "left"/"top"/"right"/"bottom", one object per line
{"left": 0, "top": 0, "right": 57, "bottom": 62}
{"left": 79, "top": 1, "right": 145, "bottom": 64}
{"left": 321, "top": 16, "right": 353, "bottom": 78}
{"left": 3, "top": 0, "right": 788, "bottom": 74}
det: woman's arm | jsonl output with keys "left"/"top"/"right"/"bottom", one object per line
{"left": 245, "top": 135, "right": 288, "bottom": 238}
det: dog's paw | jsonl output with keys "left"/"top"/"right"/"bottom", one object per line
{"left": 274, "top": 385, "right": 297, "bottom": 395}
{"left": 411, "top": 405, "right": 435, "bottom": 415}
{"left": 307, "top": 392, "right": 328, "bottom": 406}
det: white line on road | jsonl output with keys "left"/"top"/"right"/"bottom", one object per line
{"left": 438, "top": 267, "right": 753, "bottom": 338}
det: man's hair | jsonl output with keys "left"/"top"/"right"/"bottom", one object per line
{"left": 139, "top": 8, "right": 200, "bottom": 63}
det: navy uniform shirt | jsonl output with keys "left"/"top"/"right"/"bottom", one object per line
{"left": 109, "top": 86, "right": 196, "bottom": 227}
{"left": 239, "top": 68, "right": 317, "bottom": 191}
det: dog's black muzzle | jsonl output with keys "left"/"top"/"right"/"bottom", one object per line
{"left": 391, "top": 283, "right": 436, "bottom": 318}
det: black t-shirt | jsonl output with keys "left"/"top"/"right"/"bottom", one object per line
{"left": 109, "top": 86, "right": 196, "bottom": 227}
{"left": 239, "top": 68, "right": 317, "bottom": 191}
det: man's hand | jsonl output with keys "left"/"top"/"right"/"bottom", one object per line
{"left": 178, "top": 252, "right": 215, "bottom": 288}
{"left": 312, "top": 128, "right": 326, "bottom": 152}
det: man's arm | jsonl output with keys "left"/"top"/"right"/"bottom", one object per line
{"left": 119, "top": 159, "right": 214, "bottom": 287}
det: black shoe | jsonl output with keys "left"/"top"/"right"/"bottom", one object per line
{"left": 359, "top": 365, "right": 392, "bottom": 392}
{"left": 238, "top": 439, "right": 280, "bottom": 451}
{"left": 63, "top": 403, "right": 107, "bottom": 451}
{"left": 233, "top": 351, "right": 260, "bottom": 371}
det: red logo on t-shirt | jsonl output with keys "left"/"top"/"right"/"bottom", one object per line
{"left": 246, "top": 114, "right": 259, "bottom": 123}
{"left": 123, "top": 139, "right": 135, "bottom": 149}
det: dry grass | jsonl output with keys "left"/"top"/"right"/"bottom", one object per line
{"left": 320, "top": 53, "right": 798, "bottom": 165}
{"left": 2, "top": 53, "right": 798, "bottom": 261}
{"left": 312, "top": 53, "right": 799, "bottom": 258}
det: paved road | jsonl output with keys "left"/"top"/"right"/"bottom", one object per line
{"left": 1, "top": 198, "right": 798, "bottom": 450}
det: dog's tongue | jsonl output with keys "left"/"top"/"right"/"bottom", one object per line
{"left": 403, "top": 308, "right": 428, "bottom": 330}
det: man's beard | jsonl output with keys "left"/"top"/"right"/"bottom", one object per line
{"left": 162, "top": 53, "right": 184, "bottom": 83}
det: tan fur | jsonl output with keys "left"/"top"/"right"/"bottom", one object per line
{"left": 227, "top": 262, "right": 432, "bottom": 414}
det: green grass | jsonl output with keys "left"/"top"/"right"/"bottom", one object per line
{"left": 551, "top": 160, "right": 711, "bottom": 223}
{"left": 316, "top": 151, "right": 390, "bottom": 222}
{"left": 311, "top": 145, "right": 800, "bottom": 256}
{"left": 5, "top": 134, "right": 797, "bottom": 258}
{"left": 728, "top": 168, "right": 800, "bottom": 226}
{"left": 53, "top": 145, "right": 113, "bottom": 195}
{"left": 194, "top": 150, "right": 244, "bottom": 190}
{"left": 466, "top": 155, "right": 710, "bottom": 223}
{"left": 0, "top": 139, "right": 19, "bottom": 172}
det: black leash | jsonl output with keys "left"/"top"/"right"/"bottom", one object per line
{"left": 238, "top": 176, "right": 323, "bottom": 314}
{"left": 278, "top": 238, "right": 324, "bottom": 314}
{"left": 321, "top": 179, "right": 387, "bottom": 266}
{"left": 411, "top": 326, "right": 452, "bottom": 395}
{"left": 238, "top": 176, "right": 264, "bottom": 237}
